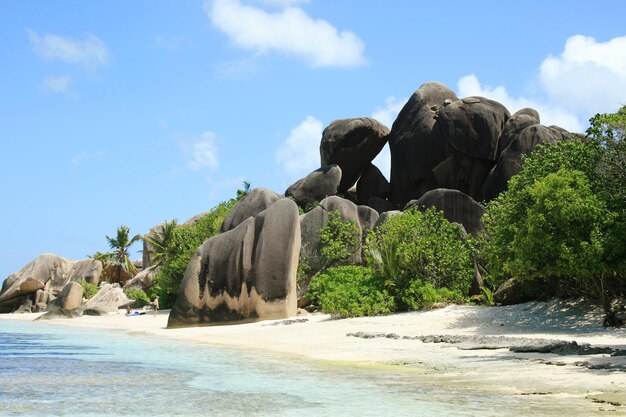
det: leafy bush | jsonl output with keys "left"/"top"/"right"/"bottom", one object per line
{"left": 153, "top": 199, "right": 236, "bottom": 308}
{"left": 78, "top": 280, "right": 99, "bottom": 299}
{"left": 306, "top": 266, "right": 395, "bottom": 317}
{"left": 124, "top": 287, "right": 150, "bottom": 304}
{"left": 367, "top": 207, "right": 475, "bottom": 310}
{"left": 318, "top": 210, "right": 361, "bottom": 267}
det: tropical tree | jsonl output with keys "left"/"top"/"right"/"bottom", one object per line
{"left": 143, "top": 219, "right": 178, "bottom": 267}
{"left": 105, "top": 225, "right": 142, "bottom": 282}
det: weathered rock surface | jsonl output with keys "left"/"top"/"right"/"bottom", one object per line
{"left": 103, "top": 263, "right": 132, "bottom": 286}
{"left": 85, "top": 283, "right": 131, "bottom": 312}
{"left": 404, "top": 188, "right": 485, "bottom": 236}
{"left": 142, "top": 223, "right": 165, "bottom": 269}
{"left": 220, "top": 187, "right": 281, "bottom": 232}
{"left": 297, "top": 196, "right": 379, "bottom": 302}
{"left": 320, "top": 118, "right": 389, "bottom": 192}
{"left": 168, "top": 198, "right": 301, "bottom": 327}
{"left": 50, "top": 282, "right": 83, "bottom": 311}
{"left": 0, "top": 254, "right": 101, "bottom": 313}
{"left": 356, "top": 163, "right": 391, "bottom": 207}
{"left": 123, "top": 265, "right": 158, "bottom": 293}
{"left": 389, "top": 82, "right": 459, "bottom": 208}
{"left": 285, "top": 165, "right": 342, "bottom": 207}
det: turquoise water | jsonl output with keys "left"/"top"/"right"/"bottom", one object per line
{"left": 0, "top": 319, "right": 596, "bottom": 416}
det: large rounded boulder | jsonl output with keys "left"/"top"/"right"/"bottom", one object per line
{"left": 285, "top": 165, "right": 342, "bottom": 208}
{"left": 320, "top": 118, "right": 389, "bottom": 192}
{"left": 388, "top": 82, "right": 459, "bottom": 208}
{"left": 168, "top": 198, "right": 301, "bottom": 327}
{"left": 220, "top": 187, "right": 282, "bottom": 232}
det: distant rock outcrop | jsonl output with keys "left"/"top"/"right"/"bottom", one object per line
{"left": 168, "top": 198, "right": 301, "bottom": 327}
{"left": 0, "top": 254, "right": 102, "bottom": 313}
{"left": 85, "top": 283, "right": 131, "bottom": 312}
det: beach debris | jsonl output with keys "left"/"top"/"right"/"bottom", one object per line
{"left": 264, "top": 318, "right": 309, "bottom": 326}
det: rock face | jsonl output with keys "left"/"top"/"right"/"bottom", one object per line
{"left": 404, "top": 188, "right": 486, "bottom": 236}
{"left": 298, "top": 196, "right": 379, "bottom": 301}
{"left": 168, "top": 198, "right": 301, "bottom": 327}
{"left": 285, "top": 165, "right": 342, "bottom": 207}
{"left": 220, "top": 187, "right": 282, "bottom": 232}
{"left": 320, "top": 118, "right": 389, "bottom": 192}
{"left": 50, "top": 282, "right": 83, "bottom": 311}
{"left": 85, "top": 283, "right": 130, "bottom": 312}
{"left": 123, "top": 265, "right": 157, "bottom": 293}
{"left": 389, "top": 82, "right": 459, "bottom": 208}
{"left": 388, "top": 81, "right": 572, "bottom": 208}
{"left": 356, "top": 163, "right": 391, "bottom": 209}
{"left": 0, "top": 254, "right": 102, "bottom": 313}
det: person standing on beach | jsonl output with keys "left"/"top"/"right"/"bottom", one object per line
{"left": 152, "top": 296, "right": 159, "bottom": 317}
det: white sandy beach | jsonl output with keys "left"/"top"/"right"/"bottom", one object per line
{"left": 2, "top": 299, "right": 625, "bottom": 414}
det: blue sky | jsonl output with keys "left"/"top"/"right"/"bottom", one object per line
{"left": 2, "top": 0, "right": 626, "bottom": 281}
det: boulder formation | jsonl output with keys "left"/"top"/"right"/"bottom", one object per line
{"left": 0, "top": 254, "right": 102, "bottom": 313}
{"left": 85, "top": 283, "right": 131, "bottom": 312}
{"left": 298, "top": 196, "right": 379, "bottom": 301}
{"left": 168, "top": 198, "right": 301, "bottom": 327}
{"left": 285, "top": 165, "right": 342, "bottom": 208}
{"left": 320, "top": 117, "right": 389, "bottom": 192}
{"left": 220, "top": 187, "right": 281, "bottom": 232}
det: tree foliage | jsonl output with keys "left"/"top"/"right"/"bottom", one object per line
{"left": 103, "top": 225, "right": 142, "bottom": 281}
{"left": 482, "top": 107, "right": 625, "bottom": 318}
{"left": 367, "top": 207, "right": 475, "bottom": 310}
{"left": 306, "top": 266, "right": 395, "bottom": 317}
{"left": 318, "top": 210, "right": 361, "bottom": 268}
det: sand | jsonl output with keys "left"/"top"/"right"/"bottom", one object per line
{"left": 2, "top": 299, "right": 625, "bottom": 413}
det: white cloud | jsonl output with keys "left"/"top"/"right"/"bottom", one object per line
{"left": 205, "top": 0, "right": 366, "bottom": 68}
{"left": 456, "top": 35, "right": 626, "bottom": 134}
{"left": 276, "top": 115, "right": 323, "bottom": 176}
{"left": 457, "top": 74, "right": 584, "bottom": 132}
{"left": 540, "top": 35, "right": 626, "bottom": 115}
{"left": 43, "top": 75, "right": 71, "bottom": 93}
{"left": 371, "top": 96, "right": 407, "bottom": 130}
{"left": 28, "top": 29, "right": 110, "bottom": 69}
{"left": 187, "top": 132, "right": 219, "bottom": 171}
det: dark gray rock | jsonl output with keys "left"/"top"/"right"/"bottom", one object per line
{"left": 493, "top": 278, "right": 536, "bottom": 306}
{"left": 373, "top": 210, "right": 402, "bottom": 229}
{"left": 389, "top": 82, "right": 459, "bottom": 208}
{"left": 168, "top": 198, "right": 300, "bottom": 327}
{"left": 320, "top": 118, "right": 389, "bottom": 192}
{"left": 404, "top": 188, "right": 485, "bottom": 236}
{"left": 123, "top": 265, "right": 158, "bottom": 293}
{"left": 437, "top": 96, "right": 510, "bottom": 161}
{"left": 285, "top": 165, "right": 342, "bottom": 208}
{"left": 356, "top": 163, "right": 390, "bottom": 207}
{"left": 482, "top": 124, "right": 569, "bottom": 201}
{"left": 432, "top": 150, "right": 495, "bottom": 201}
{"left": 220, "top": 187, "right": 281, "bottom": 232}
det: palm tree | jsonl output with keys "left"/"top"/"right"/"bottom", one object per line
{"left": 105, "top": 225, "right": 142, "bottom": 283}
{"left": 144, "top": 219, "right": 178, "bottom": 267}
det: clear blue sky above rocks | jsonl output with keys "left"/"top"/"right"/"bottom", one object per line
{"left": 2, "top": 0, "right": 626, "bottom": 281}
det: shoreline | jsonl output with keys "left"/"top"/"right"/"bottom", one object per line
{"left": 2, "top": 299, "right": 625, "bottom": 413}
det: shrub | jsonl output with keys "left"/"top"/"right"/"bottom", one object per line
{"left": 124, "top": 287, "right": 150, "bottom": 304}
{"left": 318, "top": 210, "right": 361, "bottom": 267}
{"left": 306, "top": 266, "right": 395, "bottom": 317}
{"left": 78, "top": 280, "right": 99, "bottom": 299}
{"left": 367, "top": 207, "right": 475, "bottom": 310}
{"left": 153, "top": 198, "right": 236, "bottom": 308}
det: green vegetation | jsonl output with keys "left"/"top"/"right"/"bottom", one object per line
{"left": 307, "top": 266, "right": 395, "bottom": 317}
{"left": 319, "top": 210, "right": 361, "bottom": 267}
{"left": 144, "top": 219, "right": 178, "bottom": 267}
{"left": 152, "top": 199, "right": 236, "bottom": 308}
{"left": 481, "top": 106, "right": 625, "bottom": 322}
{"left": 368, "top": 207, "right": 475, "bottom": 310}
{"left": 77, "top": 280, "right": 99, "bottom": 299}
{"left": 124, "top": 287, "right": 150, "bottom": 305}
{"left": 101, "top": 225, "right": 142, "bottom": 283}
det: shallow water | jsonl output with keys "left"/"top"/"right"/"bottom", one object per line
{"left": 0, "top": 319, "right": 602, "bottom": 416}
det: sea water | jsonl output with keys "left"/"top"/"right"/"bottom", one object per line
{"left": 0, "top": 319, "right": 597, "bottom": 417}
